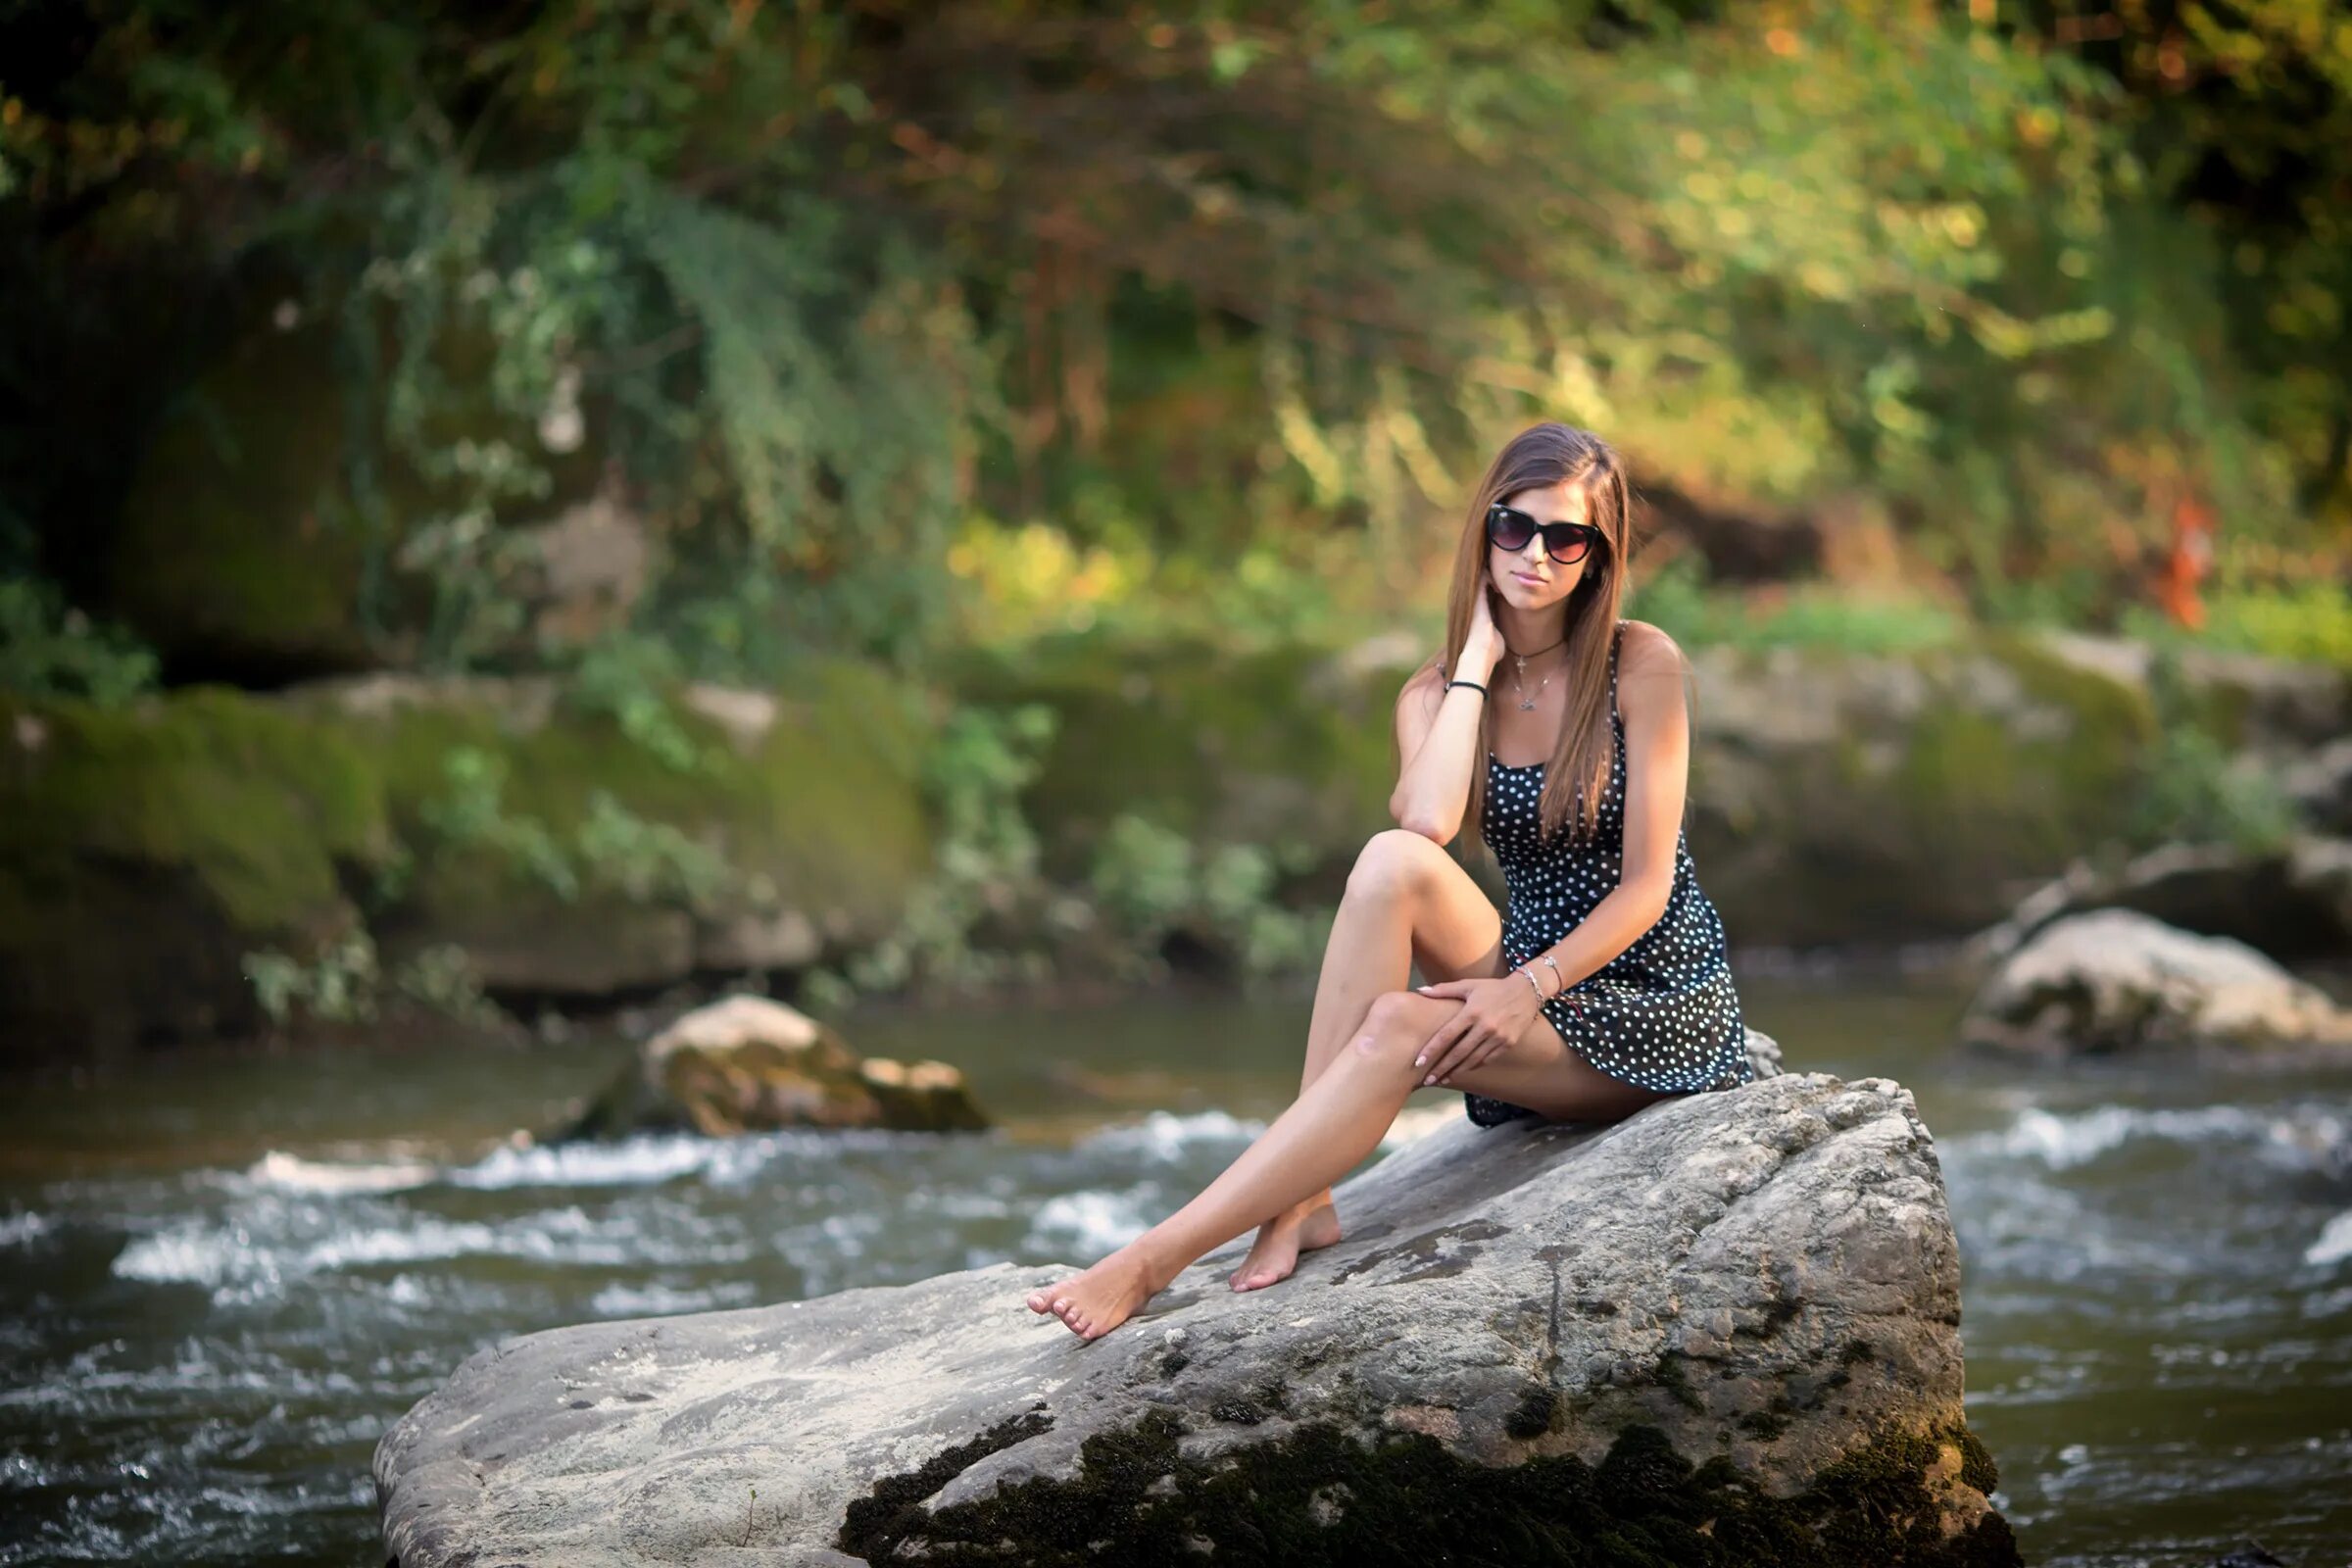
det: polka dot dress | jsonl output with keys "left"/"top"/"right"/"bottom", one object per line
{"left": 1462, "top": 621, "right": 1755, "bottom": 1128}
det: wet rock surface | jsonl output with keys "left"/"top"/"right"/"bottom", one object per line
{"left": 378, "top": 1070, "right": 2013, "bottom": 1566}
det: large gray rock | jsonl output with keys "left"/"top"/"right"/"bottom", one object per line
{"left": 376, "top": 1072, "right": 2016, "bottom": 1567}
{"left": 1960, "top": 906, "right": 2352, "bottom": 1057}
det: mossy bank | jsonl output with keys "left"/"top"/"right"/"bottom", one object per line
{"left": 0, "top": 661, "right": 930, "bottom": 1061}
{"left": 955, "top": 625, "right": 2338, "bottom": 947}
{"left": 8, "top": 625, "right": 2336, "bottom": 1060}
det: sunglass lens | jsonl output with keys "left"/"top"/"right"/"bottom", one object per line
{"left": 1488, "top": 506, "right": 1534, "bottom": 551}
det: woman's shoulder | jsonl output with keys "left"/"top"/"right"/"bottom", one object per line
{"left": 1391, "top": 653, "right": 1450, "bottom": 734}
{"left": 1613, "top": 618, "right": 1687, "bottom": 674}
{"left": 1397, "top": 650, "right": 1448, "bottom": 701}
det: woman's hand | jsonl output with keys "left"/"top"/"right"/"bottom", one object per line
{"left": 1409, "top": 971, "right": 1543, "bottom": 1086}
{"left": 1461, "top": 583, "right": 1506, "bottom": 679}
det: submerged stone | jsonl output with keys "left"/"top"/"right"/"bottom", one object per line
{"left": 378, "top": 1072, "right": 2012, "bottom": 1565}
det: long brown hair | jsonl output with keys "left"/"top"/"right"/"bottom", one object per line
{"left": 1419, "top": 422, "right": 1637, "bottom": 852}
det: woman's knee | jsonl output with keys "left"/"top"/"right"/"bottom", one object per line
{"left": 1346, "top": 829, "right": 1447, "bottom": 906}
{"left": 1348, "top": 990, "right": 1440, "bottom": 1067}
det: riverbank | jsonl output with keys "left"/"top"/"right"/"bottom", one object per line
{"left": 7, "top": 627, "right": 2341, "bottom": 1069}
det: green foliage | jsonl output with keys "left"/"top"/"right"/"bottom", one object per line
{"left": 1632, "top": 554, "right": 1964, "bottom": 655}
{"left": 800, "top": 695, "right": 1331, "bottom": 1008}
{"left": 2117, "top": 538, "right": 2352, "bottom": 669}
{"left": 564, "top": 632, "right": 709, "bottom": 772}
{"left": 0, "top": 577, "right": 159, "bottom": 703}
{"left": 244, "top": 930, "right": 381, "bottom": 1027}
{"left": 1088, "top": 816, "right": 1196, "bottom": 944}
{"left": 623, "top": 181, "right": 985, "bottom": 667}
{"left": 1087, "top": 814, "right": 1329, "bottom": 982}
{"left": 2121, "top": 648, "right": 2304, "bottom": 856}
{"left": 2190, "top": 579, "right": 2352, "bottom": 669}
{"left": 391, "top": 942, "right": 507, "bottom": 1027}
{"left": 243, "top": 928, "right": 504, "bottom": 1030}
{"left": 412, "top": 744, "right": 730, "bottom": 912}
{"left": 416, "top": 747, "right": 580, "bottom": 901}
{"left": 575, "top": 789, "right": 730, "bottom": 908}
{"left": 2124, "top": 720, "right": 2303, "bottom": 857}
{"left": 10, "top": 0, "right": 2342, "bottom": 688}
{"left": 819, "top": 703, "right": 1062, "bottom": 1004}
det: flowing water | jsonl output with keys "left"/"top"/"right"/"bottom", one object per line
{"left": 2, "top": 970, "right": 2348, "bottom": 1566}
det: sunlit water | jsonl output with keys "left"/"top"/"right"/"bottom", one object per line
{"left": 2, "top": 971, "right": 2348, "bottom": 1566}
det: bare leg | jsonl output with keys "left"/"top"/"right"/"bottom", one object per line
{"left": 1023, "top": 988, "right": 1660, "bottom": 1340}
{"left": 1231, "top": 833, "right": 1501, "bottom": 1292}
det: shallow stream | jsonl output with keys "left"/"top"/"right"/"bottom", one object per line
{"left": 2, "top": 971, "right": 2347, "bottom": 1565}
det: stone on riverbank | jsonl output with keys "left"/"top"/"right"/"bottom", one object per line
{"left": 549, "top": 994, "right": 989, "bottom": 1139}
{"left": 1960, "top": 907, "right": 2352, "bottom": 1058}
{"left": 376, "top": 1070, "right": 2016, "bottom": 1567}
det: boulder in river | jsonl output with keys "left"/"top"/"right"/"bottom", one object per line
{"left": 550, "top": 994, "right": 990, "bottom": 1139}
{"left": 378, "top": 1070, "right": 2017, "bottom": 1566}
{"left": 1959, "top": 907, "right": 2352, "bottom": 1058}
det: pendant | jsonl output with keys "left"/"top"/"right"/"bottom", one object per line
{"left": 1513, "top": 655, "right": 1535, "bottom": 710}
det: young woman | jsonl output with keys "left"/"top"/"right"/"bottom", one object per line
{"left": 1024, "top": 421, "right": 1755, "bottom": 1341}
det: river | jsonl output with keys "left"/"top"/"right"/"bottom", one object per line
{"left": 2, "top": 967, "right": 2347, "bottom": 1565}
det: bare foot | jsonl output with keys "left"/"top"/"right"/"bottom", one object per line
{"left": 1229, "top": 1200, "right": 1343, "bottom": 1293}
{"left": 1023, "top": 1244, "right": 1160, "bottom": 1341}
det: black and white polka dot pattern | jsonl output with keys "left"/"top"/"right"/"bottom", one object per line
{"left": 1462, "top": 620, "right": 1755, "bottom": 1129}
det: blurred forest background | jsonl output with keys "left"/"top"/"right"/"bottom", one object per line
{"left": 2, "top": 0, "right": 2347, "bottom": 1056}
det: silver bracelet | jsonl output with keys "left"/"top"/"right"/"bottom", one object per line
{"left": 1516, "top": 966, "right": 1544, "bottom": 1002}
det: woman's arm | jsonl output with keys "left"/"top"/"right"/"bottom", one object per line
{"left": 1514, "top": 622, "right": 1688, "bottom": 983}
{"left": 1389, "top": 657, "right": 1484, "bottom": 843}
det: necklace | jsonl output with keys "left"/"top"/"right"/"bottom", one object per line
{"left": 1503, "top": 633, "right": 1565, "bottom": 711}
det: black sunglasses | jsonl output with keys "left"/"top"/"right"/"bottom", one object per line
{"left": 1487, "top": 502, "right": 1605, "bottom": 566}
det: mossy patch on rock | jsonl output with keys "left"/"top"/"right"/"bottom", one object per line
{"left": 951, "top": 631, "right": 1399, "bottom": 885}
{"left": 1684, "top": 629, "right": 2166, "bottom": 941}
{"left": 0, "top": 686, "right": 395, "bottom": 1054}
{"left": 838, "top": 1410, "right": 2020, "bottom": 1568}
{"left": 306, "top": 662, "right": 934, "bottom": 996}
{"left": 0, "top": 661, "right": 934, "bottom": 1054}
